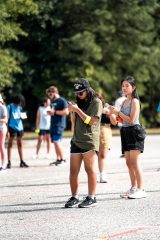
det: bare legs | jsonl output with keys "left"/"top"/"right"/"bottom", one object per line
{"left": 7, "top": 135, "right": 29, "bottom": 168}
{"left": 17, "top": 136, "right": 23, "bottom": 160}
{"left": 70, "top": 154, "right": 82, "bottom": 195}
{"left": 8, "top": 136, "right": 23, "bottom": 161}
{"left": 7, "top": 136, "right": 15, "bottom": 161}
{"left": 98, "top": 126, "right": 112, "bottom": 182}
{"left": 98, "top": 148, "right": 109, "bottom": 173}
{"left": 54, "top": 141, "right": 64, "bottom": 160}
{"left": 70, "top": 150, "right": 97, "bottom": 195}
{"left": 36, "top": 134, "right": 51, "bottom": 155}
{"left": 83, "top": 151, "right": 97, "bottom": 195}
{"left": 125, "top": 150, "right": 143, "bottom": 189}
{"left": 0, "top": 127, "right": 7, "bottom": 166}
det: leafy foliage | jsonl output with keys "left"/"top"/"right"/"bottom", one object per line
{"left": 1, "top": 0, "right": 160, "bottom": 127}
{"left": 0, "top": 0, "right": 38, "bottom": 90}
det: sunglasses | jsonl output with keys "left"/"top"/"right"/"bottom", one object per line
{"left": 47, "top": 91, "right": 55, "bottom": 94}
{"left": 75, "top": 91, "right": 85, "bottom": 96}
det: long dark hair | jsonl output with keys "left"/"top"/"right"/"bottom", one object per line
{"left": 12, "top": 94, "right": 25, "bottom": 107}
{"left": 121, "top": 75, "right": 139, "bottom": 100}
{"left": 40, "top": 97, "right": 50, "bottom": 106}
{"left": 76, "top": 87, "right": 104, "bottom": 111}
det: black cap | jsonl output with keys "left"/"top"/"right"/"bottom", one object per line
{"left": 73, "top": 78, "right": 90, "bottom": 93}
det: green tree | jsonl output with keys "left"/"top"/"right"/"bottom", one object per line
{"left": 5, "top": 0, "right": 160, "bottom": 127}
{"left": 0, "top": 0, "right": 38, "bottom": 91}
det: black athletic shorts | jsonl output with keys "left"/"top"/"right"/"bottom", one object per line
{"left": 39, "top": 129, "right": 50, "bottom": 136}
{"left": 70, "top": 140, "right": 96, "bottom": 154}
{"left": 120, "top": 125, "right": 144, "bottom": 154}
{"left": 8, "top": 127, "right": 24, "bottom": 137}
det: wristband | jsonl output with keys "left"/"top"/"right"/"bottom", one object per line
{"left": 84, "top": 115, "right": 91, "bottom": 124}
{"left": 35, "top": 129, "right": 40, "bottom": 134}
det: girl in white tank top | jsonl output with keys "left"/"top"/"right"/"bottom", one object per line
{"left": 33, "top": 97, "right": 51, "bottom": 159}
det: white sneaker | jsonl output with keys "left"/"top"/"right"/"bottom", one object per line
{"left": 128, "top": 189, "right": 147, "bottom": 199}
{"left": 2, "top": 165, "right": 6, "bottom": 170}
{"left": 32, "top": 154, "right": 39, "bottom": 160}
{"left": 120, "top": 187, "right": 137, "bottom": 198}
{"left": 100, "top": 174, "right": 108, "bottom": 183}
{"left": 45, "top": 153, "right": 50, "bottom": 159}
{"left": 0, "top": 165, "right": 7, "bottom": 172}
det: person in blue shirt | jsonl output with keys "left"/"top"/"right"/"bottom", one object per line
{"left": 157, "top": 101, "right": 160, "bottom": 114}
{"left": 7, "top": 94, "right": 29, "bottom": 169}
{"left": 46, "top": 86, "right": 68, "bottom": 165}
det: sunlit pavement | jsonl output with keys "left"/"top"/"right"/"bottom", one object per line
{"left": 0, "top": 135, "right": 160, "bottom": 240}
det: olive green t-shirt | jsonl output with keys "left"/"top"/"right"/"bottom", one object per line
{"left": 72, "top": 97, "right": 103, "bottom": 151}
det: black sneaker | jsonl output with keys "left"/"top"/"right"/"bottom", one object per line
{"left": 20, "top": 161, "right": 29, "bottom": 168}
{"left": 49, "top": 159, "right": 66, "bottom": 166}
{"left": 78, "top": 196, "right": 97, "bottom": 208}
{"left": 55, "top": 159, "right": 66, "bottom": 166}
{"left": 65, "top": 196, "right": 79, "bottom": 208}
{"left": 7, "top": 162, "right": 11, "bottom": 169}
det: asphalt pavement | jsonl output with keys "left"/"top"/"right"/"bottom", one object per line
{"left": 0, "top": 134, "right": 160, "bottom": 240}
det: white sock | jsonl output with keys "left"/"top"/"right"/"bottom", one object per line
{"left": 88, "top": 195, "right": 95, "bottom": 200}
{"left": 72, "top": 195, "right": 79, "bottom": 199}
{"left": 100, "top": 172, "right": 106, "bottom": 176}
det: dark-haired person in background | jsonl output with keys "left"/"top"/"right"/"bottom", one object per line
{"left": 115, "top": 91, "right": 126, "bottom": 116}
{"left": 33, "top": 97, "right": 51, "bottom": 159}
{"left": 7, "top": 94, "right": 29, "bottom": 169}
{"left": 109, "top": 76, "right": 146, "bottom": 199}
{"left": 115, "top": 91, "right": 126, "bottom": 158}
{"left": 65, "top": 78, "right": 103, "bottom": 208}
{"left": 98, "top": 103, "right": 117, "bottom": 183}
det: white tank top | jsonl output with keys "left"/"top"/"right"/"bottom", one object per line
{"left": 38, "top": 106, "right": 51, "bottom": 130}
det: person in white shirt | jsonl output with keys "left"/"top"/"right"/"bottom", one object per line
{"left": 33, "top": 97, "right": 51, "bottom": 159}
{"left": 115, "top": 91, "right": 126, "bottom": 158}
{"left": 115, "top": 91, "right": 126, "bottom": 111}
{"left": 0, "top": 94, "right": 7, "bottom": 170}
